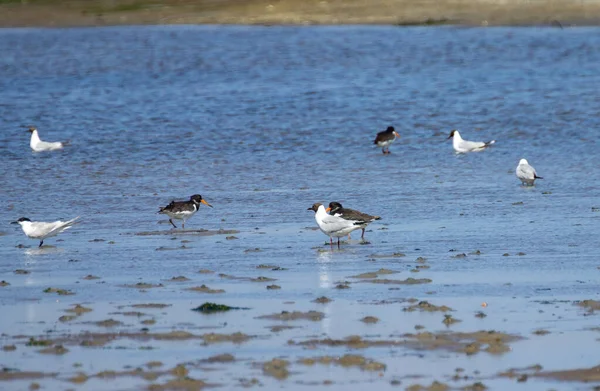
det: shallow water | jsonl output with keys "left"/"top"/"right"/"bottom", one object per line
{"left": 1, "top": 26, "right": 600, "bottom": 390}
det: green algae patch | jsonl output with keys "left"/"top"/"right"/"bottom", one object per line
{"left": 442, "top": 314, "right": 461, "bottom": 326}
{"left": 187, "top": 285, "right": 225, "bottom": 294}
{"left": 576, "top": 299, "right": 600, "bottom": 313}
{"left": 405, "top": 381, "right": 450, "bottom": 391}
{"left": 43, "top": 287, "right": 74, "bottom": 295}
{"left": 262, "top": 358, "right": 289, "bottom": 380}
{"left": 131, "top": 303, "right": 171, "bottom": 309}
{"left": 200, "top": 353, "right": 235, "bottom": 363}
{"left": 361, "top": 316, "right": 379, "bottom": 324}
{"left": 93, "top": 319, "right": 124, "bottom": 328}
{"left": 298, "top": 354, "right": 386, "bottom": 371}
{"left": 360, "top": 277, "right": 432, "bottom": 285}
{"left": 349, "top": 269, "right": 398, "bottom": 279}
{"left": 404, "top": 301, "right": 453, "bottom": 312}
{"left": 191, "top": 302, "right": 248, "bottom": 313}
{"left": 123, "top": 282, "right": 164, "bottom": 289}
{"left": 38, "top": 345, "right": 69, "bottom": 355}
{"left": 201, "top": 332, "right": 251, "bottom": 344}
{"left": 257, "top": 310, "right": 324, "bottom": 321}
{"left": 148, "top": 377, "right": 209, "bottom": 390}
{"left": 65, "top": 304, "right": 93, "bottom": 315}
{"left": 26, "top": 338, "right": 53, "bottom": 347}
{"left": 291, "top": 330, "right": 521, "bottom": 356}
{"left": 168, "top": 276, "right": 190, "bottom": 282}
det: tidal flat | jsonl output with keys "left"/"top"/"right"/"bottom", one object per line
{"left": 1, "top": 25, "right": 600, "bottom": 390}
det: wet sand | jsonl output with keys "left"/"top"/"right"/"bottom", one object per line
{"left": 1, "top": 0, "right": 600, "bottom": 28}
{"left": 2, "top": 23, "right": 600, "bottom": 391}
{"left": 2, "top": 249, "right": 600, "bottom": 390}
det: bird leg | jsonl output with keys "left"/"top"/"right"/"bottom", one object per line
{"left": 381, "top": 148, "right": 386, "bottom": 154}
{"left": 182, "top": 221, "right": 185, "bottom": 229}
{"left": 337, "top": 238, "right": 341, "bottom": 249}
{"left": 169, "top": 219, "right": 177, "bottom": 229}
{"left": 361, "top": 228, "right": 365, "bottom": 239}
{"left": 39, "top": 240, "right": 44, "bottom": 248}
{"left": 330, "top": 237, "right": 333, "bottom": 246}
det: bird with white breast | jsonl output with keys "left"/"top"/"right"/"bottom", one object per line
{"left": 516, "top": 158, "right": 543, "bottom": 186}
{"left": 28, "top": 126, "right": 69, "bottom": 152}
{"left": 12, "top": 216, "right": 80, "bottom": 247}
{"left": 373, "top": 126, "right": 400, "bottom": 155}
{"left": 327, "top": 201, "right": 380, "bottom": 241}
{"left": 158, "top": 194, "right": 213, "bottom": 229}
{"left": 307, "top": 203, "right": 365, "bottom": 248}
{"left": 447, "top": 129, "right": 495, "bottom": 153}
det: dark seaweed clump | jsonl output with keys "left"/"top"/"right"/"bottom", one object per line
{"left": 191, "top": 302, "right": 248, "bottom": 313}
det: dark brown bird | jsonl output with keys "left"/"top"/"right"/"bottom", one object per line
{"left": 327, "top": 201, "right": 381, "bottom": 240}
{"left": 373, "top": 126, "right": 400, "bottom": 154}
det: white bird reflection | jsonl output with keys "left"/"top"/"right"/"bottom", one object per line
{"left": 317, "top": 250, "right": 334, "bottom": 335}
{"left": 24, "top": 246, "right": 64, "bottom": 257}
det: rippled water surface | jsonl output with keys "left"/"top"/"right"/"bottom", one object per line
{"left": 1, "top": 26, "right": 600, "bottom": 390}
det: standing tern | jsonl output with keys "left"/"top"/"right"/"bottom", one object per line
{"left": 158, "top": 194, "right": 212, "bottom": 229}
{"left": 447, "top": 130, "right": 495, "bottom": 153}
{"left": 12, "top": 216, "right": 80, "bottom": 247}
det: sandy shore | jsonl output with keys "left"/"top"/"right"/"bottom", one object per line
{"left": 1, "top": 0, "right": 600, "bottom": 28}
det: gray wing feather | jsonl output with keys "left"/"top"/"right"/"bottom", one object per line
{"left": 517, "top": 164, "right": 536, "bottom": 180}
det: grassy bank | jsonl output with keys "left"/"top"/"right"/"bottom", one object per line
{"left": 0, "top": 0, "right": 599, "bottom": 27}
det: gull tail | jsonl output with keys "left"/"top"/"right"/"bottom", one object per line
{"left": 484, "top": 140, "right": 496, "bottom": 147}
{"left": 535, "top": 175, "right": 543, "bottom": 179}
{"left": 62, "top": 140, "right": 71, "bottom": 147}
{"left": 373, "top": 216, "right": 382, "bottom": 221}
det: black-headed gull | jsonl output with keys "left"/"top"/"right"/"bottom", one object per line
{"left": 158, "top": 194, "right": 213, "bottom": 229}
{"left": 516, "top": 158, "right": 543, "bottom": 186}
{"left": 28, "top": 126, "right": 69, "bottom": 152}
{"left": 307, "top": 203, "right": 365, "bottom": 248}
{"left": 12, "top": 216, "right": 80, "bottom": 247}
{"left": 328, "top": 202, "right": 380, "bottom": 241}
{"left": 373, "top": 126, "right": 400, "bottom": 155}
{"left": 447, "top": 130, "right": 495, "bottom": 153}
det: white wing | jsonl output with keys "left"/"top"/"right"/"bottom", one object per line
{"left": 320, "top": 214, "right": 362, "bottom": 235}
{"left": 28, "top": 217, "right": 80, "bottom": 238}
{"left": 459, "top": 139, "right": 486, "bottom": 151}
{"left": 25, "top": 221, "right": 62, "bottom": 238}
{"left": 32, "top": 141, "right": 64, "bottom": 152}
{"left": 517, "top": 164, "right": 536, "bottom": 180}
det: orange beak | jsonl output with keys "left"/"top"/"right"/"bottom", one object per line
{"left": 325, "top": 207, "right": 331, "bottom": 213}
{"left": 394, "top": 131, "right": 400, "bottom": 138}
{"left": 201, "top": 199, "right": 213, "bottom": 208}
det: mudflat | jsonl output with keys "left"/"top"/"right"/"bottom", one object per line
{"left": 2, "top": 21, "right": 600, "bottom": 391}
{"left": 1, "top": 0, "right": 600, "bottom": 28}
